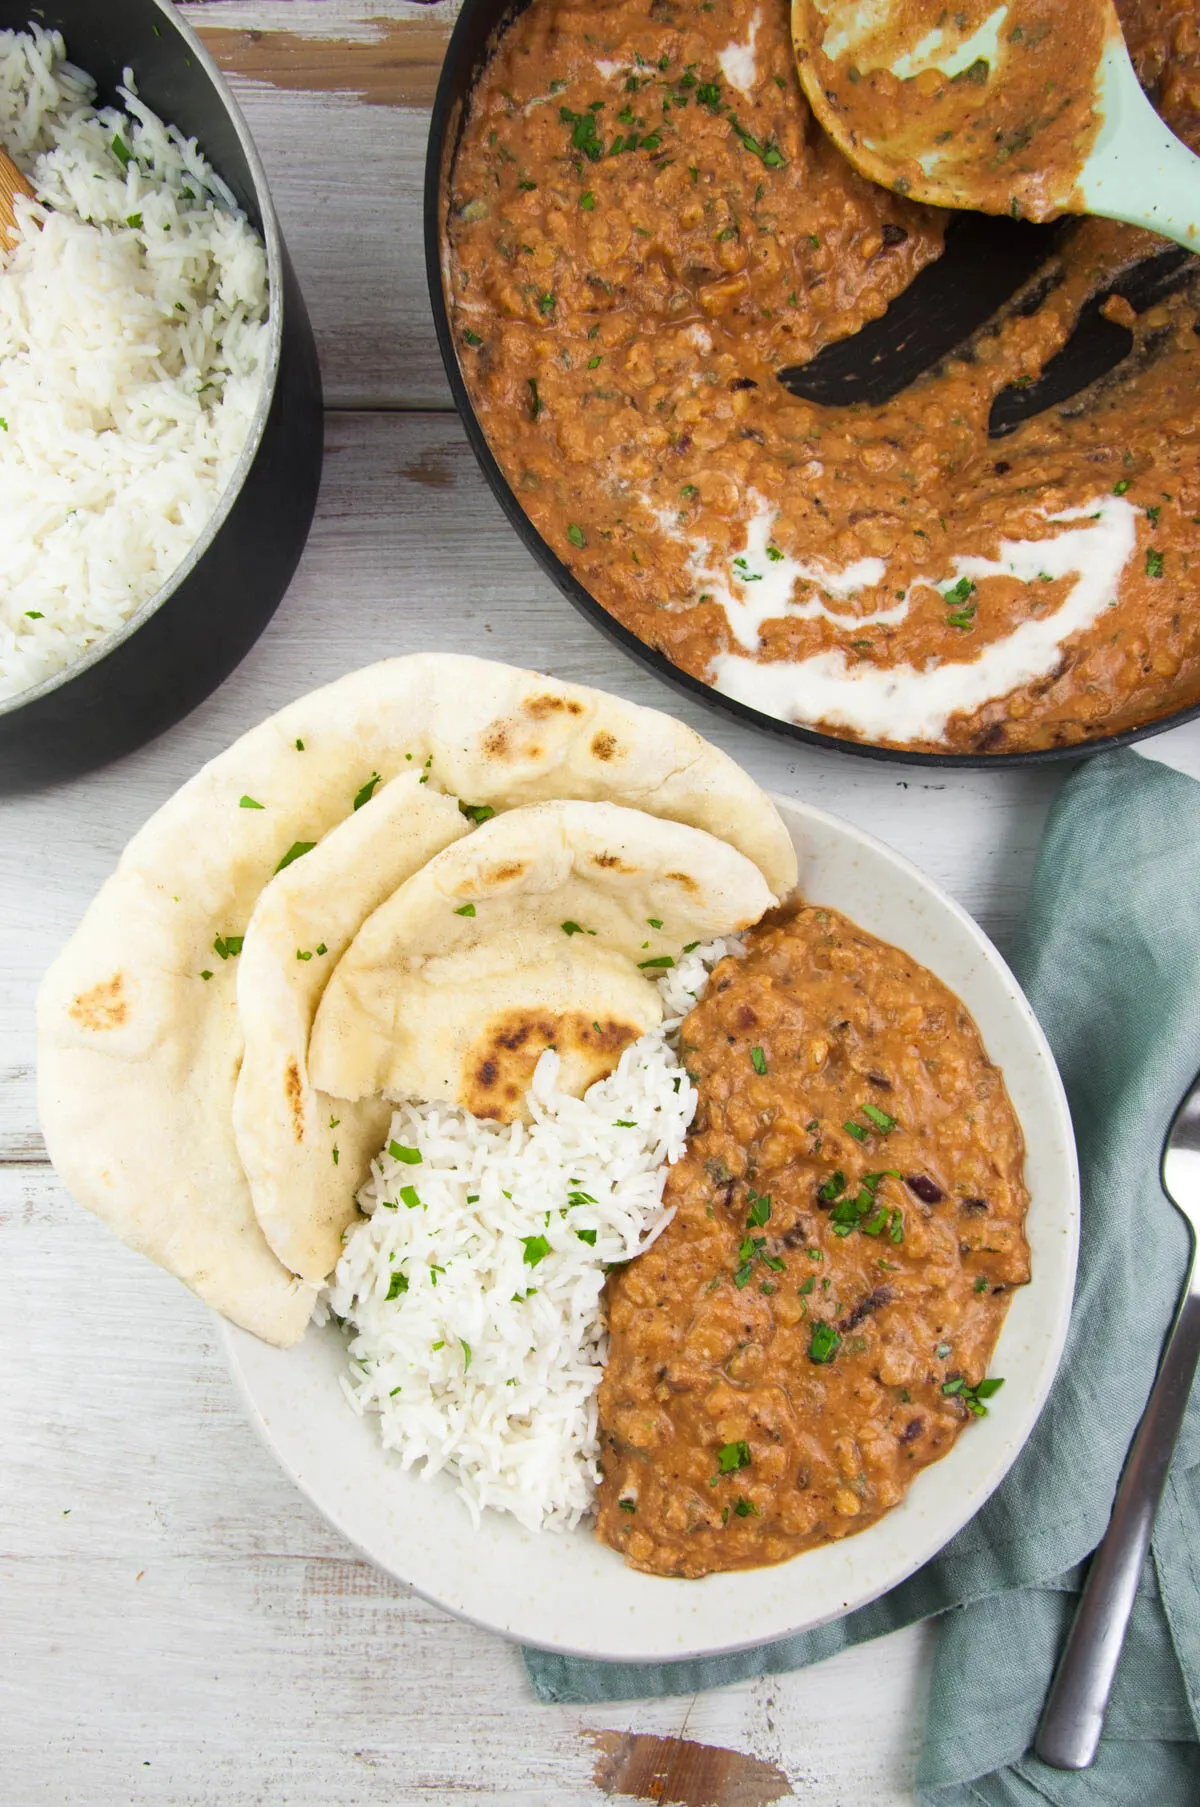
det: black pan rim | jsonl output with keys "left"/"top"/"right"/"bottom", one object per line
{"left": 423, "top": 0, "right": 1200, "bottom": 769}
{"left": 0, "top": 0, "right": 290, "bottom": 726}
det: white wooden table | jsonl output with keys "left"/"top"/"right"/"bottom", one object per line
{"left": 3, "top": 6, "right": 1197, "bottom": 1803}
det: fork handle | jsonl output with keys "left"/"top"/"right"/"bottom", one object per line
{"left": 1035, "top": 1276, "right": 1200, "bottom": 1770}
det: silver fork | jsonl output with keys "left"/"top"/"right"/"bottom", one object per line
{"left": 1036, "top": 1068, "right": 1200, "bottom": 1770}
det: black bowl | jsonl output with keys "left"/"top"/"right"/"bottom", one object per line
{"left": 425, "top": 0, "right": 1200, "bottom": 767}
{"left": 0, "top": 0, "right": 323, "bottom": 793}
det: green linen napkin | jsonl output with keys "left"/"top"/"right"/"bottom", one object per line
{"left": 524, "top": 748, "right": 1200, "bottom": 1803}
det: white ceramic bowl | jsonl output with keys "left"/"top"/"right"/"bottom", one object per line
{"left": 221, "top": 794, "right": 1079, "bottom": 1662}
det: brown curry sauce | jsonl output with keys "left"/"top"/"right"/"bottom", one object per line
{"left": 595, "top": 904, "right": 1030, "bottom": 1577}
{"left": 446, "top": 0, "right": 1200, "bottom": 755}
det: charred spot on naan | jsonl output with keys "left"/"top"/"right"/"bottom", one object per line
{"left": 590, "top": 731, "right": 619, "bottom": 762}
{"left": 522, "top": 692, "right": 586, "bottom": 719}
{"left": 68, "top": 973, "right": 128, "bottom": 1032}
{"left": 284, "top": 1057, "right": 305, "bottom": 1143}
{"left": 462, "top": 1009, "right": 642, "bottom": 1123}
{"left": 464, "top": 859, "right": 529, "bottom": 897}
{"left": 590, "top": 851, "right": 637, "bottom": 872}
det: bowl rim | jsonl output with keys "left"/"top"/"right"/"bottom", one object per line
{"left": 423, "top": 0, "right": 1200, "bottom": 769}
{"left": 0, "top": 0, "right": 287, "bottom": 723}
{"left": 219, "top": 789, "right": 1081, "bottom": 1663}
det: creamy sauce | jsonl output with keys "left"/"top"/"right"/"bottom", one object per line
{"left": 718, "top": 13, "right": 761, "bottom": 97}
{"left": 714, "top": 497, "right": 1138, "bottom": 741}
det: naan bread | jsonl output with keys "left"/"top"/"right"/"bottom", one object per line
{"left": 37, "top": 655, "right": 796, "bottom": 1345}
{"left": 232, "top": 776, "right": 468, "bottom": 1285}
{"left": 308, "top": 800, "right": 776, "bottom": 1121}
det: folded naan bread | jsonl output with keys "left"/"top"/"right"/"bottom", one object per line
{"left": 308, "top": 800, "right": 776, "bottom": 1120}
{"left": 231, "top": 776, "right": 468, "bottom": 1286}
{"left": 37, "top": 655, "right": 797, "bottom": 1345}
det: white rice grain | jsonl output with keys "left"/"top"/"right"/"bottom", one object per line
{"left": 322, "top": 944, "right": 739, "bottom": 1532}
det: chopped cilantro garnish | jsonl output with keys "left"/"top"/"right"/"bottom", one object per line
{"left": 1112, "top": 479, "right": 1130, "bottom": 495}
{"left": 562, "top": 920, "right": 585, "bottom": 935}
{"left": 716, "top": 1440, "right": 751, "bottom": 1473}
{"left": 386, "top": 1270, "right": 409, "bottom": 1300}
{"left": 1146, "top": 548, "right": 1165, "bottom": 577}
{"left": 463, "top": 329, "right": 482, "bottom": 347}
{"left": 461, "top": 1339, "right": 472, "bottom": 1369}
{"left": 798, "top": 1275, "right": 815, "bottom": 1296}
{"left": 294, "top": 738, "right": 304, "bottom": 751}
{"left": 459, "top": 802, "right": 495, "bottom": 824}
{"left": 580, "top": 189, "right": 596, "bottom": 210}
{"left": 212, "top": 934, "right": 244, "bottom": 960}
{"left": 808, "top": 1321, "right": 841, "bottom": 1363}
{"left": 618, "top": 1496, "right": 637, "bottom": 1512}
{"left": 575, "top": 1227, "right": 597, "bottom": 1246}
{"left": 24, "top": 608, "right": 41, "bottom": 617}
{"left": 275, "top": 841, "right": 315, "bottom": 873}
{"left": 818, "top": 1171, "right": 846, "bottom": 1203}
{"left": 730, "top": 118, "right": 787, "bottom": 167}
{"left": 844, "top": 1120, "right": 869, "bottom": 1142}
{"left": 528, "top": 377, "right": 541, "bottom": 421}
{"left": 331, "top": 1146, "right": 339, "bottom": 1165}
{"left": 974, "top": 1274, "right": 989, "bottom": 1293}
{"left": 353, "top": 772, "right": 381, "bottom": 810}
{"left": 733, "top": 1496, "right": 759, "bottom": 1517}
{"left": 862, "top": 1102, "right": 897, "bottom": 1133}
{"left": 399, "top": 1185, "right": 422, "bottom": 1210}
{"left": 388, "top": 1142, "right": 422, "bottom": 1165}
{"left": 746, "top": 1192, "right": 771, "bottom": 1227}
{"left": 522, "top": 1233, "right": 551, "bottom": 1266}
{"left": 638, "top": 955, "right": 674, "bottom": 968}
{"left": 238, "top": 795, "right": 263, "bottom": 809}
{"left": 199, "top": 969, "right": 213, "bottom": 981}
{"left": 455, "top": 903, "right": 477, "bottom": 917}
{"left": 567, "top": 522, "right": 586, "bottom": 548}
{"left": 647, "top": 917, "right": 663, "bottom": 929}
{"left": 126, "top": 211, "right": 143, "bottom": 229}
{"left": 111, "top": 134, "right": 132, "bottom": 168}
{"left": 295, "top": 949, "right": 312, "bottom": 961}
{"left": 750, "top": 1045, "right": 768, "bottom": 1075}
{"left": 942, "top": 1374, "right": 1004, "bottom": 1416}
{"left": 560, "top": 105, "right": 605, "bottom": 161}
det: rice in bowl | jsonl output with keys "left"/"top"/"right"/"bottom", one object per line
{"left": 320, "top": 941, "right": 740, "bottom": 1531}
{"left": 0, "top": 24, "right": 270, "bottom": 700}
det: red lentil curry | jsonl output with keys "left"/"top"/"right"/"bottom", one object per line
{"left": 595, "top": 902, "right": 1030, "bottom": 1578}
{"left": 445, "top": 0, "right": 1200, "bottom": 755}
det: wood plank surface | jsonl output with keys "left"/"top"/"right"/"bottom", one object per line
{"left": 8, "top": 7, "right": 1196, "bottom": 1802}
{"left": 181, "top": 1, "right": 460, "bottom": 410}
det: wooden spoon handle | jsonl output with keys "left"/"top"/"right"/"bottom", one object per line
{"left": 0, "top": 146, "right": 34, "bottom": 241}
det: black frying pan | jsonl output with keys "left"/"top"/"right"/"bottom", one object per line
{"left": 424, "top": 0, "right": 1200, "bottom": 767}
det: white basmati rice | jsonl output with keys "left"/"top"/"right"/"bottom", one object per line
{"left": 321, "top": 941, "right": 742, "bottom": 1532}
{"left": 0, "top": 24, "right": 270, "bottom": 700}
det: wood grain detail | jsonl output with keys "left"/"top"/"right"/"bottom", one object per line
{"left": 197, "top": 19, "right": 451, "bottom": 108}
{"left": 588, "top": 1728, "right": 794, "bottom": 1807}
